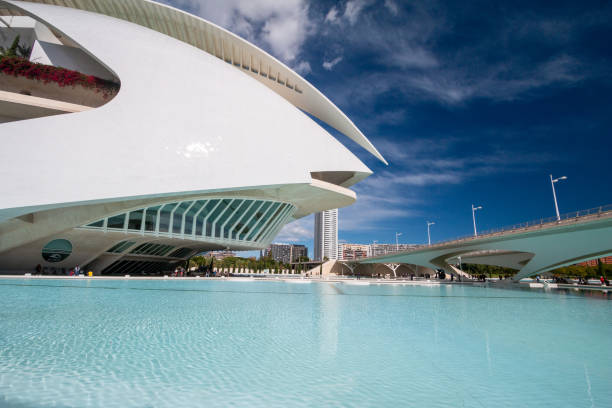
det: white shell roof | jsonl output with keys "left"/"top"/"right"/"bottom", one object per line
{"left": 8, "top": 0, "right": 387, "bottom": 164}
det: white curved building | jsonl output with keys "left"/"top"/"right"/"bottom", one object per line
{"left": 0, "top": 0, "right": 384, "bottom": 275}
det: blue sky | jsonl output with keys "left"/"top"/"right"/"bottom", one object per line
{"left": 165, "top": 0, "right": 612, "bottom": 256}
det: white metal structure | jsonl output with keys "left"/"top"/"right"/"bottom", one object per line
{"left": 314, "top": 209, "right": 338, "bottom": 261}
{"left": 0, "top": 1, "right": 384, "bottom": 274}
{"left": 471, "top": 205, "right": 482, "bottom": 237}
{"left": 550, "top": 174, "right": 567, "bottom": 221}
{"left": 427, "top": 221, "right": 435, "bottom": 246}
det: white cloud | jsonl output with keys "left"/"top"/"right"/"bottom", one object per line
{"left": 292, "top": 60, "right": 312, "bottom": 75}
{"left": 339, "top": 189, "right": 420, "bottom": 232}
{"left": 383, "top": 0, "right": 399, "bottom": 15}
{"left": 166, "top": 0, "right": 314, "bottom": 63}
{"left": 276, "top": 215, "right": 313, "bottom": 242}
{"left": 344, "top": 0, "right": 370, "bottom": 25}
{"left": 324, "top": 6, "right": 339, "bottom": 23}
{"left": 322, "top": 56, "right": 343, "bottom": 70}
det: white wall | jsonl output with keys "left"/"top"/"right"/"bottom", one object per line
{"left": 30, "top": 40, "right": 116, "bottom": 80}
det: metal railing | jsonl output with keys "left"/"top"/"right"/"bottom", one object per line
{"left": 429, "top": 204, "right": 612, "bottom": 248}
{"left": 361, "top": 204, "right": 612, "bottom": 259}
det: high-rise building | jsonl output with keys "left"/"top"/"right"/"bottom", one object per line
{"left": 314, "top": 209, "right": 338, "bottom": 261}
{"left": 265, "top": 244, "right": 308, "bottom": 263}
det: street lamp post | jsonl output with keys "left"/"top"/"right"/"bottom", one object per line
{"left": 550, "top": 174, "right": 567, "bottom": 221}
{"left": 395, "top": 232, "right": 402, "bottom": 252}
{"left": 427, "top": 221, "right": 435, "bottom": 246}
{"left": 472, "top": 204, "right": 482, "bottom": 237}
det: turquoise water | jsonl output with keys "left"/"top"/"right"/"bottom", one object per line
{"left": 0, "top": 279, "right": 611, "bottom": 407}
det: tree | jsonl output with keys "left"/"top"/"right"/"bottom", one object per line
{"left": 0, "top": 35, "right": 31, "bottom": 59}
{"left": 598, "top": 259, "right": 606, "bottom": 278}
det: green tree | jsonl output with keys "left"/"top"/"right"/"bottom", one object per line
{"left": 0, "top": 35, "right": 31, "bottom": 59}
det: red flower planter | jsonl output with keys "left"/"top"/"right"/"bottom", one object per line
{"left": 0, "top": 56, "right": 119, "bottom": 99}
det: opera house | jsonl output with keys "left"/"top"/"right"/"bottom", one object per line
{"left": 0, "top": 0, "right": 384, "bottom": 275}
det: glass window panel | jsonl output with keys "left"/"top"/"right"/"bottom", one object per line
{"left": 184, "top": 201, "right": 206, "bottom": 235}
{"left": 255, "top": 204, "right": 289, "bottom": 241}
{"left": 145, "top": 245, "right": 159, "bottom": 255}
{"left": 107, "top": 241, "right": 128, "bottom": 253}
{"left": 247, "top": 202, "right": 279, "bottom": 241}
{"left": 239, "top": 201, "right": 268, "bottom": 240}
{"left": 172, "top": 201, "right": 193, "bottom": 234}
{"left": 144, "top": 206, "right": 160, "bottom": 232}
{"left": 148, "top": 244, "right": 164, "bottom": 255}
{"left": 224, "top": 200, "right": 252, "bottom": 239}
{"left": 261, "top": 205, "right": 291, "bottom": 241}
{"left": 215, "top": 200, "right": 241, "bottom": 238}
{"left": 197, "top": 200, "right": 219, "bottom": 236}
{"left": 157, "top": 245, "right": 174, "bottom": 256}
{"left": 232, "top": 201, "right": 258, "bottom": 240}
{"left": 256, "top": 204, "right": 288, "bottom": 241}
{"left": 127, "top": 210, "right": 144, "bottom": 231}
{"left": 255, "top": 204, "right": 284, "bottom": 242}
{"left": 158, "top": 203, "right": 178, "bottom": 233}
{"left": 130, "top": 243, "right": 145, "bottom": 254}
{"left": 118, "top": 241, "right": 135, "bottom": 252}
{"left": 207, "top": 199, "right": 231, "bottom": 237}
{"left": 107, "top": 213, "right": 126, "bottom": 229}
{"left": 86, "top": 220, "right": 104, "bottom": 228}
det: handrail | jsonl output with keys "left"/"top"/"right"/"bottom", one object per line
{"left": 433, "top": 204, "right": 612, "bottom": 247}
{"left": 358, "top": 204, "right": 612, "bottom": 260}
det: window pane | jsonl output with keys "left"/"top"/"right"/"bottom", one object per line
{"left": 144, "top": 206, "right": 160, "bottom": 232}
{"left": 86, "top": 220, "right": 104, "bottom": 228}
{"left": 107, "top": 240, "right": 135, "bottom": 253}
{"left": 224, "top": 200, "right": 252, "bottom": 239}
{"left": 127, "top": 210, "right": 144, "bottom": 231}
{"left": 207, "top": 199, "right": 231, "bottom": 237}
{"left": 215, "top": 200, "right": 239, "bottom": 238}
{"left": 239, "top": 201, "right": 268, "bottom": 240}
{"left": 172, "top": 201, "right": 193, "bottom": 234}
{"left": 247, "top": 202, "right": 278, "bottom": 241}
{"left": 197, "top": 200, "right": 219, "bottom": 236}
{"left": 184, "top": 201, "right": 206, "bottom": 235}
{"left": 107, "top": 213, "right": 126, "bottom": 229}
{"left": 158, "top": 203, "right": 178, "bottom": 233}
{"left": 256, "top": 204, "right": 286, "bottom": 241}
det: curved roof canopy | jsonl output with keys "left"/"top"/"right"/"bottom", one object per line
{"left": 6, "top": 0, "right": 387, "bottom": 164}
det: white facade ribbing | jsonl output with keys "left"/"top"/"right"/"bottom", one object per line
{"left": 314, "top": 209, "right": 338, "bottom": 261}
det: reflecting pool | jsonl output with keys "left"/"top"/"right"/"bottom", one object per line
{"left": 0, "top": 279, "right": 611, "bottom": 407}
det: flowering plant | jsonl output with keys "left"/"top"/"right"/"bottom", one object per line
{"left": 0, "top": 56, "right": 119, "bottom": 98}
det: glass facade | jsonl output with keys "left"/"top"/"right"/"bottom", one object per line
{"left": 107, "top": 214, "right": 126, "bottom": 229}
{"left": 80, "top": 197, "right": 296, "bottom": 247}
{"left": 127, "top": 210, "right": 143, "bottom": 231}
{"left": 106, "top": 241, "right": 136, "bottom": 253}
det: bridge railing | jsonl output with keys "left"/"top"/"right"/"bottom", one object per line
{"left": 430, "top": 204, "right": 612, "bottom": 247}
{"left": 359, "top": 204, "right": 612, "bottom": 260}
